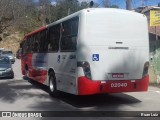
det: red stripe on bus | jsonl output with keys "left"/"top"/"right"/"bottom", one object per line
{"left": 24, "top": 26, "right": 47, "bottom": 38}
{"left": 78, "top": 75, "right": 149, "bottom": 95}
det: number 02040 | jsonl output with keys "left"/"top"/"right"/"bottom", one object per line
{"left": 111, "top": 83, "right": 127, "bottom": 88}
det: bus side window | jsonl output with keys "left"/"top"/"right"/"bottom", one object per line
{"left": 39, "top": 30, "right": 47, "bottom": 53}
{"left": 31, "top": 35, "right": 35, "bottom": 52}
{"left": 32, "top": 33, "right": 41, "bottom": 53}
{"left": 26, "top": 37, "right": 32, "bottom": 53}
{"left": 71, "top": 17, "right": 79, "bottom": 36}
{"left": 30, "top": 36, "right": 34, "bottom": 52}
{"left": 61, "top": 17, "right": 79, "bottom": 52}
{"left": 48, "top": 24, "right": 60, "bottom": 52}
{"left": 44, "top": 30, "right": 49, "bottom": 52}
{"left": 23, "top": 38, "right": 28, "bottom": 55}
{"left": 32, "top": 34, "right": 38, "bottom": 53}
{"left": 21, "top": 41, "right": 25, "bottom": 56}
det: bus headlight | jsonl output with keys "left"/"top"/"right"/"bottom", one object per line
{"left": 77, "top": 61, "right": 92, "bottom": 79}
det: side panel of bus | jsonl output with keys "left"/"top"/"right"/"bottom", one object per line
{"left": 21, "top": 27, "right": 47, "bottom": 79}
{"left": 46, "top": 17, "right": 80, "bottom": 95}
{"left": 32, "top": 53, "right": 48, "bottom": 84}
{"left": 47, "top": 53, "right": 77, "bottom": 94}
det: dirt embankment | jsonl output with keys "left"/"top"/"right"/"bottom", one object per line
{"left": 0, "top": 31, "right": 23, "bottom": 54}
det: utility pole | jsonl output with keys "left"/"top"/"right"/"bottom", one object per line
{"left": 126, "top": 0, "right": 132, "bottom": 10}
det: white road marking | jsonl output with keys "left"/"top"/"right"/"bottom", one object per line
{"left": 156, "top": 91, "right": 160, "bottom": 93}
{"left": 78, "top": 106, "right": 97, "bottom": 110}
{"left": 149, "top": 90, "right": 160, "bottom": 93}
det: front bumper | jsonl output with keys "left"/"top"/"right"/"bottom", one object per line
{"left": 0, "top": 70, "right": 14, "bottom": 78}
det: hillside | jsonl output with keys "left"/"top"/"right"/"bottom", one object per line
{"left": 0, "top": 30, "right": 23, "bottom": 54}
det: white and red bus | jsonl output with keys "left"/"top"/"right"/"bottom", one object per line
{"left": 20, "top": 8, "right": 149, "bottom": 96}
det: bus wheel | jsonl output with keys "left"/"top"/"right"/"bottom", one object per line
{"left": 24, "top": 69, "right": 29, "bottom": 80}
{"left": 49, "top": 71, "right": 58, "bottom": 97}
{"left": 24, "top": 65, "right": 29, "bottom": 80}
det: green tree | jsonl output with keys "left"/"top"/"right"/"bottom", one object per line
{"left": 80, "top": 1, "right": 88, "bottom": 9}
{"left": 110, "top": 5, "right": 119, "bottom": 8}
{"left": 0, "top": 0, "right": 98, "bottom": 37}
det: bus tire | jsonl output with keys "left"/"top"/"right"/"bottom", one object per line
{"left": 49, "top": 71, "right": 58, "bottom": 97}
{"left": 24, "top": 65, "right": 29, "bottom": 80}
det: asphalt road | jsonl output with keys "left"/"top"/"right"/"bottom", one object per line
{"left": 0, "top": 59, "right": 160, "bottom": 120}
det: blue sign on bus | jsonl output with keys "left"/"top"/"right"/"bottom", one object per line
{"left": 92, "top": 54, "right": 99, "bottom": 61}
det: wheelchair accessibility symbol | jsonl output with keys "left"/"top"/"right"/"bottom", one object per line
{"left": 92, "top": 54, "right": 99, "bottom": 61}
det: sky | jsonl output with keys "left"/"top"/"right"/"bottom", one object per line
{"left": 35, "top": 0, "right": 160, "bottom": 9}
{"left": 109, "top": 0, "right": 160, "bottom": 9}
{"left": 78, "top": 0, "right": 160, "bottom": 9}
{"left": 90, "top": 0, "right": 160, "bottom": 9}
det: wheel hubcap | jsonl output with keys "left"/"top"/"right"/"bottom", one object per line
{"left": 50, "top": 77, "right": 54, "bottom": 92}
